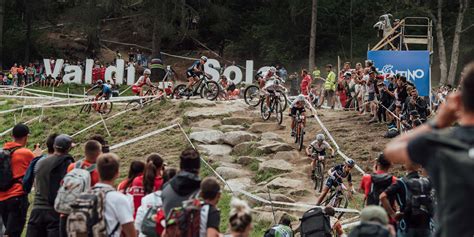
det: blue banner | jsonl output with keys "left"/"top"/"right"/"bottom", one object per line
{"left": 367, "top": 50, "right": 430, "bottom": 96}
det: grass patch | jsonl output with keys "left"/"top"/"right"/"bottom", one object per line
{"left": 254, "top": 168, "right": 280, "bottom": 183}
{"left": 251, "top": 220, "right": 272, "bottom": 237}
{"left": 231, "top": 142, "right": 264, "bottom": 157}
{"left": 200, "top": 159, "right": 219, "bottom": 178}
{"left": 217, "top": 192, "right": 232, "bottom": 232}
{"left": 247, "top": 159, "right": 260, "bottom": 172}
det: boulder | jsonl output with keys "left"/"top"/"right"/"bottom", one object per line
{"left": 232, "top": 142, "right": 263, "bottom": 155}
{"left": 196, "top": 119, "right": 221, "bottom": 128}
{"left": 198, "top": 144, "right": 232, "bottom": 156}
{"left": 184, "top": 105, "right": 244, "bottom": 119}
{"left": 273, "top": 150, "right": 300, "bottom": 161}
{"left": 218, "top": 162, "right": 242, "bottom": 169}
{"left": 219, "top": 125, "right": 245, "bottom": 132}
{"left": 249, "top": 122, "right": 284, "bottom": 133}
{"left": 225, "top": 177, "right": 253, "bottom": 191}
{"left": 223, "top": 131, "right": 258, "bottom": 146}
{"left": 259, "top": 159, "right": 293, "bottom": 172}
{"left": 267, "top": 177, "right": 304, "bottom": 190}
{"left": 260, "top": 132, "right": 284, "bottom": 142}
{"left": 216, "top": 167, "right": 250, "bottom": 180}
{"left": 236, "top": 156, "right": 256, "bottom": 166}
{"left": 221, "top": 117, "right": 255, "bottom": 125}
{"left": 257, "top": 143, "right": 294, "bottom": 154}
{"left": 190, "top": 127, "right": 211, "bottom": 132}
{"left": 207, "top": 155, "right": 234, "bottom": 164}
{"left": 254, "top": 193, "right": 296, "bottom": 203}
{"left": 190, "top": 130, "right": 224, "bottom": 144}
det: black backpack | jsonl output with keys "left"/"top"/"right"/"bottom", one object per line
{"left": 400, "top": 177, "right": 434, "bottom": 219}
{"left": 348, "top": 222, "right": 390, "bottom": 237}
{"left": 0, "top": 147, "right": 21, "bottom": 191}
{"left": 300, "top": 207, "right": 331, "bottom": 237}
{"left": 366, "top": 174, "right": 393, "bottom": 206}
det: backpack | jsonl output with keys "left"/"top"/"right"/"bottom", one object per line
{"left": 299, "top": 207, "right": 331, "bottom": 237}
{"left": 22, "top": 154, "right": 46, "bottom": 194}
{"left": 366, "top": 174, "right": 393, "bottom": 206}
{"left": 66, "top": 186, "right": 119, "bottom": 237}
{"left": 54, "top": 160, "right": 96, "bottom": 214}
{"left": 0, "top": 147, "right": 21, "bottom": 191}
{"left": 141, "top": 192, "right": 162, "bottom": 237}
{"left": 348, "top": 222, "right": 390, "bottom": 237}
{"left": 164, "top": 195, "right": 202, "bottom": 237}
{"left": 264, "top": 224, "right": 294, "bottom": 237}
{"left": 400, "top": 177, "right": 433, "bottom": 219}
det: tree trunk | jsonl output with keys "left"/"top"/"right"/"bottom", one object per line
{"left": 151, "top": 0, "right": 164, "bottom": 59}
{"left": 447, "top": 0, "right": 468, "bottom": 85}
{"left": 24, "top": 0, "right": 31, "bottom": 63}
{"left": 308, "top": 0, "right": 317, "bottom": 70}
{"left": 86, "top": 0, "right": 100, "bottom": 56}
{"left": 180, "top": 0, "right": 186, "bottom": 33}
{"left": 0, "top": 0, "right": 5, "bottom": 70}
{"left": 431, "top": 0, "right": 448, "bottom": 85}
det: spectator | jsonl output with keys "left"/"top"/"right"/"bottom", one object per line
{"left": 197, "top": 177, "right": 222, "bottom": 237}
{"left": 26, "top": 63, "right": 36, "bottom": 84}
{"left": 94, "top": 153, "right": 137, "bottom": 237}
{"left": 379, "top": 162, "right": 432, "bottom": 237}
{"left": 117, "top": 161, "right": 146, "bottom": 193}
{"left": 367, "top": 71, "right": 378, "bottom": 123}
{"left": 319, "top": 64, "right": 337, "bottom": 109}
{"left": 130, "top": 153, "right": 164, "bottom": 216}
{"left": 116, "top": 50, "right": 122, "bottom": 60}
{"left": 312, "top": 66, "right": 321, "bottom": 80}
{"left": 162, "top": 148, "right": 201, "bottom": 216}
{"left": 405, "top": 89, "right": 428, "bottom": 121}
{"left": 394, "top": 76, "right": 409, "bottom": 127}
{"left": 128, "top": 47, "right": 135, "bottom": 62}
{"left": 264, "top": 214, "right": 293, "bottom": 237}
{"left": 90, "top": 134, "right": 110, "bottom": 153}
{"left": 360, "top": 154, "right": 396, "bottom": 206}
{"left": 228, "top": 198, "right": 252, "bottom": 237}
{"left": 27, "top": 134, "right": 75, "bottom": 237}
{"left": 300, "top": 69, "right": 312, "bottom": 96}
{"left": 384, "top": 62, "right": 474, "bottom": 237}
{"left": 0, "top": 124, "right": 36, "bottom": 237}
{"left": 377, "top": 81, "right": 393, "bottom": 123}
{"left": 349, "top": 206, "right": 393, "bottom": 237}
{"left": 278, "top": 65, "right": 288, "bottom": 81}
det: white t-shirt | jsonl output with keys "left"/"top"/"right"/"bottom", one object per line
{"left": 135, "top": 191, "right": 163, "bottom": 237}
{"left": 94, "top": 183, "right": 135, "bottom": 237}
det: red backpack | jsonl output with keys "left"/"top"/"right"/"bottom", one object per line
{"left": 163, "top": 197, "right": 202, "bottom": 237}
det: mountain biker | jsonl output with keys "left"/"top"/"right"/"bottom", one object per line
{"left": 86, "top": 80, "right": 112, "bottom": 112}
{"left": 290, "top": 95, "right": 307, "bottom": 137}
{"left": 306, "top": 134, "right": 335, "bottom": 175}
{"left": 185, "top": 56, "right": 209, "bottom": 95}
{"left": 256, "top": 66, "right": 278, "bottom": 89}
{"left": 132, "top": 69, "right": 155, "bottom": 97}
{"left": 316, "top": 159, "right": 355, "bottom": 205}
{"left": 262, "top": 70, "right": 284, "bottom": 112}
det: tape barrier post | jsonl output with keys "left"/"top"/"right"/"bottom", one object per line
{"left": 99, "top": 113, "right": 112, "bottom": 137}
{"left": 109, "top": 124, "right": 178, "bottom": 151}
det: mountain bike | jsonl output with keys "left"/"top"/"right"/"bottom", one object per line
{"left": 310, "top": 154, "right": 325, "bottom": 192}
{"left": 172, "top": 74, "right": 219, "bottom": 101}
{"left": 292, "top": 110, "right": 305, "bottom": 151}
{"left": 261, "top": 90, "right": 283, "bottom": 124}
{"left": 321, "top": 182, "right": 349, "bottom": 219}
{"left": 244, "top": 81, "right": 289, "bottom": 111}
{"left": 80, "top": 96, "right": 113, "bottom": 115}
{"left": 125, "top": 86, "right": 161, "bottom": 110}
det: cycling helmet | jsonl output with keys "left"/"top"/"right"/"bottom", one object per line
{"left": 166, "top": 65, "right": 171, "bottom": 71}
{"left": 144, "top": 69, "right": 151, "bottom": 75}
{"left": 200, "top": 56, "right": 208, "bottom": 62}
{"left": 96, "top": 80, "right": 103, "bottom": 84}
{"left": 316, "top": 133, "right": 325, "bottom": 142}
{"left": 345, "top": 159, "right": 355, "bottom": 168}
{"left": 296, "top": 94, "right": 305, "bottom": 102}
{"left": 269, "top": 67, "right": 277, "bottom": 73}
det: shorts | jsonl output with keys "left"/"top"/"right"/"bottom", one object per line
{"left": 368, "top": 92, "right": 375, "bottom": 102}
{"left": 186, "top": 70, "right": 198, "bottom": 78}
{"left": 325, "top": 176, "right": 341, "bottom": 189}
{"left": 290, "top": 107, "right": 306, "bottom": 116}
{"left": 324, "top": 89, "right": 334, "bottom": 99}
{"left": 98, "top": 92, "right": 111, "bottom": 100}
{"left": 132, "top": 85, "right": 141, "bottom": 94}
{"left": 311, "top": 149, "right": 326, "bottom": 157}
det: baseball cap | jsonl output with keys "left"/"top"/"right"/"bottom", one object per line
{"left": 360, "top": 206, "right": 389, "bottom": 225}
{"left": 12, "top": 123, "right": 29, "bottom": 138}
{"left": 54, "top": 134, "right": 75, "bottom": 151}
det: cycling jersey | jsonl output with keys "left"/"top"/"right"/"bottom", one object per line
{"left": 186, "top": 60, "right": 204, "bottom": 78}
{"left": 290, "top": 100, "right": 306, "bottom": 115}
{"left": 309, "top": 140, "right": 330, "bottom": 155}
{"left": 327, "top": 164, "right": 352, "bottom": 186}
{"left": 134, "top": 76, "right": 152, "bottom": 87}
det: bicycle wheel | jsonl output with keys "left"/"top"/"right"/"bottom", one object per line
{"left": 315, "top": 162, "right": 325, "bottom": 192}
{"left": 333, "top": 193, "right": 349, "bottom": 219}
{"left": 201, "top": 81, "right": 220, "bottom": 101}
{"left": 171, "top": 84, "right": 187, "bottom": 99}
{"left": 275, "top": 100, "right": 283, "bottom": 125}
{"left": 321, "top": 190, "right": 336, "bottom": 206}
{"left": 277, "top": 90, "right": 288, "bottom": 112}
{"left": 298, "top": 127, "right": 304, "bottom": 151}
{"left": 294, "top": 125, "right": 299, "bottom": 144}
{"left": 80, "top": 102, "right": 91, "bottom": 114}
{"left": 244, "top": 85, "right": 261, "bottom": 107}
{"left": 260, "top": 100, "right": 271, "bottom": 120}
{"left": 100, "top": 101, "right": 113, "bottom": 115}
{"left": 125, "top": 100, "right": 142, "bottom": 111}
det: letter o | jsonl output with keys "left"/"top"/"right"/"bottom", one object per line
{"left": 223, "top": 66, "right": 242, "bottom": 84}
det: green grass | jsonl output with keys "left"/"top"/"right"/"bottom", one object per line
{"left": 217, "top": 192, "right": 232, "bottom": 233}
{"left": 254, "top": 168, "right": 280, "bottom": 183}
{"left": 251, "top": 220, "right": 272, "bottom": 237}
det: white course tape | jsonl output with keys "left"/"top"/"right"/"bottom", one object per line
{"left": 0, "top": 85, "right": 87, "bottom": 98}
{"left": 109, "top": 124, "right": 178, "bottom": 150}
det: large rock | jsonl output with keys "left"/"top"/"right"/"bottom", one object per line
{"left": 223, "top": 131, "right": 258, "bottom": 146}
{"left": 190, "top": 130, "right": 224, "bottom": 144}
{"left": 249, "top": 123, "right": 284, "bottom": 133}
{"left": 257, "top": 142, "right": 294, "bottom": 154}
{"left": 185, "top": 105, "right": 245, "bottom": 119}
{"left": 255, "top": 193, "right": 296, "bottom": 203}
{"left": 218, "top": 162, "right": 242, "bottom": 169}
{"left": 232, "top": 142, "right": 263, "bottom": 155}
{"left": 260, "top": 132, "right": 284, "bottom": 142}
{"left": 196, "top": 119, "right": 221, "bottom": 128}
{"left": 216, "top": 167, "right": 250, "bottom": 180}
{"left": 273, "top": 150, "right": 300, "bottom": 161}
{"left": 221, "top": 117, "right": 255, "bottom": 125}
{"left": 198, "top": 144, "right": 232, "bottom": 156}
{"left": 219, "top": 125, "right": 245, "bottom": 132}
{"left": 236, "top": 156, "right": 256, "bottom": 166}
{"left": 226, "top": 177, "right": 253, "bottom": 191}
{"left": 259, "top": 159, "right": 293, "bottom": 172}
{"left": 267, "top": 177, "right": 304, "bottom": 190}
